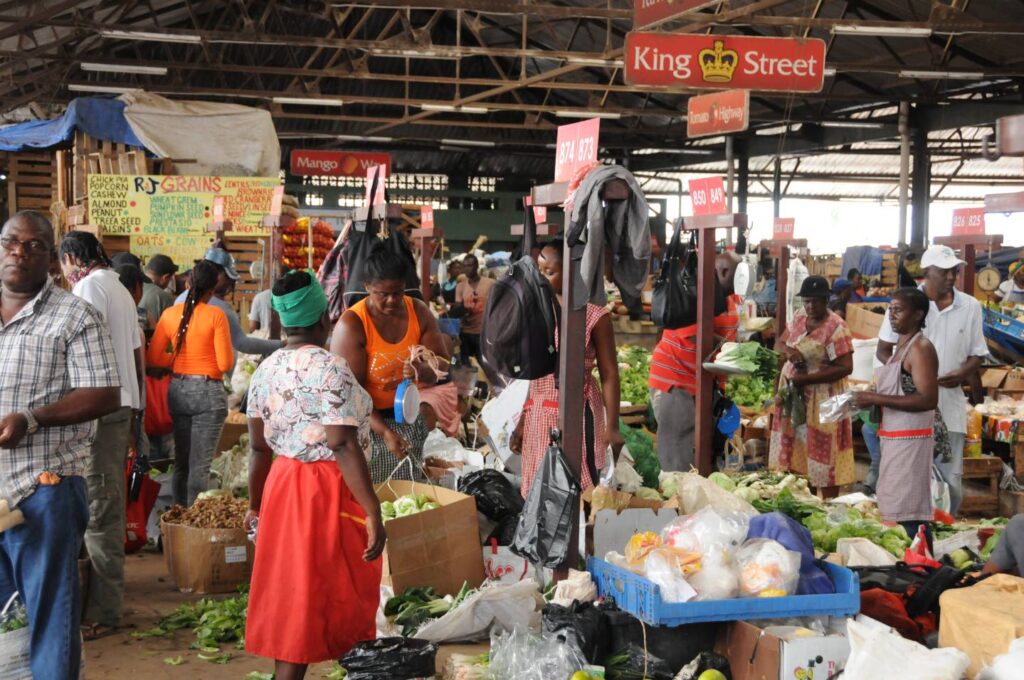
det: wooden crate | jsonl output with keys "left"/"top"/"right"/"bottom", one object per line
{"left": 7, "top": 150, "right": 56, "bottom": 217}
{"left": 620, "top": 403, "right": 649, "bottom": 427}
{"left": 960, "top": 454, "right": 1002, "bottom": 516}
{"left": 223, "top": 235, "right": 271, "bottom": 321}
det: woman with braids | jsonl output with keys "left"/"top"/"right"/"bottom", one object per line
{"left": 244, "top": 271, "right": 381, "bottom": 679}
{"left": 147, "top": 260, "right": 234, "bottom": 506}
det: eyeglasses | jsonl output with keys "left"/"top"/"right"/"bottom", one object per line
{"left": 0, "top": 236, "right": 50, "bottom": 255}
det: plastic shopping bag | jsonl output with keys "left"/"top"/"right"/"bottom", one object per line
{"left": 414, "top": 579, "right": 543, "bottom": 643}
{"left": 819, "top": 391, "right": 856, "bottom": 424}
{"left": 144, "top": 374, "right": 173, "bottom": 437}
{"left": 843, "top": 619, "right": 970, "bottom": 680}
{"left": 511, "top": 429, "right": 581, "bottom": 568}
{"left": 0, "top": 592, "right": 30, "bottom": 680}
{"left": 932, "top": 463, "right": 951, "bottom": 514}
{"left": 339, "top": 637, "right": 437, "bottom": 680}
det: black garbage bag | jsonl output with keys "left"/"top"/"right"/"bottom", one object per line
{"left": 339, "top": 637, "right": 437, "bottom": 679}
{"left": 489, "top": 515, "right": 520, "bottom": 546}
{"left": 676, "top": 651, "right": 732, "bottom": 680}
{"left": 605, "top": 643, "right": 674, "bottom": 680}
{"left": 542, "top": 601, "right": 609, "bottom": 664}
{"left": 457, "top": 469, "right": 524, "bottom": 522}
{"left": 510, "top": 429, "right": 581, "bottom": 568}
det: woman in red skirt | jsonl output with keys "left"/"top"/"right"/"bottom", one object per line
{"left": 244, "top": 271, "right": 384, "bottom": 680}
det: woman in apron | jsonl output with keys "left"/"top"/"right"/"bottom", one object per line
{"left": 995, "top": 260, "right": 1024, "bottom": 305}
{"left": 853, "top": 287, "right": 939, "bottom": 546}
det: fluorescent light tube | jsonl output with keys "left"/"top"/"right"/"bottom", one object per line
{"left": 567, "top": 57, "right": 625, "bottom": 67}
{"left": 273, "top": 96, "right": 345, "bottom": 106}
{"left": 554, "top": 110, "right": 622, "bottom": 119}
{"left": 419, "top": 104, "right": 489, "bottom": 114}
{"left": 899, "top": 70, "right": 985, "bottom": 80}
{"left": 99, "top": 29, "right": 202, "bottom": 44}
{"left": 81, "top": 62, "right": 167, "bottom": 76}
{"left": 68, "top": 83, "right": 137, "bottom": 94}
{"left": 440, "top": 138, "right": 495, "bottom": 148}
{"left": 335, "top": 134, "right": 393, "bottom": 143}
{"left": 820, "top": 120, "right": 885, "bottom": 129}
{"left": 832, "top": 24, "right": 931, "bottom": 37}
{"left": 824, "top": 67, "right": 837, "bottom": 77}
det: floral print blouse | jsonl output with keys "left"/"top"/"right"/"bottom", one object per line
{"left": 246, "top": 346, "right": 373, "bottom": 462}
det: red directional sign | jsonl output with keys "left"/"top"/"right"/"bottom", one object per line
{"left": 554, "top": 118, "right": 600, "bottom": 183}
{"left": 773, "top": 217, "right": 795, "bottom": 240}
{"left": 687, "top": 89, "right": 749, "bottom": 138}
{"left": 625, "top": 33, "right": 827, "bottom": 93}
{"left": 688, "top": 176, "right": 726, "bottom": 216}
{"left": 633, "top": 0, "right": 716, "bottom": 28}
{"left": 951, "top": 207, "right": 985, "bottom": 236}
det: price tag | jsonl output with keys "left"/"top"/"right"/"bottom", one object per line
{"left": 951, "top": 207, "right": 985, "bottom": 236}
{"left": 365, "top": 164, "right": 387, "bottom": 206}
{"left": 773, "top": 217, "right": 795, "bottom": 240}
{"left": 421, "top": 205, "right": 434, "bottom": 230}
{"left": 525, "top": 196, "right": 548, "bottom": 224}
{"left": 269, "top": 186, "right": 284, "bottom": 217}
{"left": 554, "top": 118, "right": 601, "bottom": 182}
{"left": 688, "top": 176, "right": 727, "bottom": 216}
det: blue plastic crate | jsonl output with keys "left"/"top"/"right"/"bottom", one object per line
{"left": 587, "top": 556, "right": 860, "bottom": 627}
{"left": 437, "top": 318, "right": 461, "bottom": 336}
{"left": 984, "top": 308, "right": 1024, "bottom": 354}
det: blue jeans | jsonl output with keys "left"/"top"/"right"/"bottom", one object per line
{"left": 863, "top": 422, "right": 881, "bottom": 490}
{"left": 0, "top": 477, "right": 88, "bottom": 679}
{"left": 168, "top": 377, "right": 228, "bottom": 506}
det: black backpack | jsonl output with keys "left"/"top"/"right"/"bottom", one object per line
{"left": 481, "top": 256, "right": 560, "bottom": 381}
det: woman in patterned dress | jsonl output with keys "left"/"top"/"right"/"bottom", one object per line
{"left": 510, "top": 239, "right": 624, "bottom": 496}
{"left": 244, "top": 271, "right": 383, "bottom": 679}
{"left": 769, "top": 276, "right": 855, "bottom": 499}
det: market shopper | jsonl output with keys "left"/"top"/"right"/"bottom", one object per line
{"left": 828, "top": 278, "right": 854, "bottom": 319}
{"left": 877, "top": 245, "right": 987, "bottom": 517}
{"left": 440, "top": 258, "right": 463, "bottom": 305}
{"left": 982, "top": 514, "right": 1024, "bottom": 577}
{"left": 245, "top": 271, "right": 383, "bottom": 679}
{"left": 853, "top": 288, "right": 940, "bottom": 545}
{"left": 769, "top": 276, "right": 855, "bottom": 499}
{"left": 331, "top": 243, "right": 449, "bottom": 483}
{"left": 0, "top": 211, "right": 120, "bottom": 678}
{"left": 453, "top": 254, "right": 494, "bottom": 367}
{"left": 847, "top": 268, "right": 865, "bottom": 301}
{"left": 59, "top": 231, "right": 143, "bottom": 637}
{"left": 141, "top": 253, "right": 177, "bottom": 332}
{"left": 148, "top": 261, "right": 234, "bottom": 506}
{"left": 994, "top": 259, "right": 1024, "bottom": 304}
{"left": 510, "top": 239, "right": 623, "bottom": 495}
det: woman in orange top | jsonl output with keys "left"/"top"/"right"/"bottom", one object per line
{"left": 148, "top": 261, "right": 234, "bottom": 506}
{"left": 331, "top": 243, "right": 449, "bottom": 483}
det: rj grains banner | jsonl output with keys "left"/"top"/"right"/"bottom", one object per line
{"left": 87, "top": 175, "right": 279, "bottom": 265}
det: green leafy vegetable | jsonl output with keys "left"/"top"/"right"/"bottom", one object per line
{"left": 132, "top": 588, "right": 248, "bottom": 653}
{"left": 619, "top": 421, "right": 660, "bottom": 488}
{"left": 163, "top": 656, "right": 184, "bottom": 666}
{"left": 616, "top": 345, "right": 652, "bottom": 406}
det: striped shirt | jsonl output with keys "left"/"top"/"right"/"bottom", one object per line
{"left": 0, "top": 279, "right": 120, "bottom": 507}
{"left": 649, "top": 295, "right": 740, "bottom": 395}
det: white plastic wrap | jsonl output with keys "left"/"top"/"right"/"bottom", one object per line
{"left": 414, "top": 579, "right": 543, "bottom": 643}
{"left": 819, "top": 391, "right": 856, "bottom": 424}
{"left": 669, "top": 471, "right": 758, "bottom": 516}
{"left": 488, "top": 627, "right": 586, "bottom": 680}
{"left": 688, "top": 551, "right": 740, "bottom": 601}
{"left": 844, "top": 619, "right": 971, "bottom": 680}
{"left": 0, "top": 592, "right": 29, "bottom": 680}
{"left": 735, "top": 539, "right": 801, "bottom": 597}
{"left": 978, "top": 637, "right": 1024, "bottom": 680}
{"left": 645, "top": 549, "right": 698, "bottom": 603}
{"left": 550, "top": 569, "right": 597, "bottom": 607}
{"left": 661, "top": 508, "right": 750, "bottom": 561}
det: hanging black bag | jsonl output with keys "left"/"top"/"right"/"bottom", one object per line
{"left": 651, "top": 218, "right": 726, "bottom": 330}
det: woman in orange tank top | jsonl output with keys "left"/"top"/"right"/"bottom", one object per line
{"left": 331, "top": 243, "right": 450, "bottom": 483}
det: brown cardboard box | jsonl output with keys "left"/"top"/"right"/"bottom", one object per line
{"left": 160, "top": 521, "right": 254, "bottom": 594}
{"left": 1003, "top": 368, "right": 1024, "bottom": 390}
{"left": 716, "top": 619, "right": 852, "bottom": 680}
{"left": 845, "top": 303, "right": 888, "bottom": 339}
{"left": 376, "top": 480, "right": 485, "bottom": 596}
{"left": 981, "top": 367, "right": 1010, "bottom": 389}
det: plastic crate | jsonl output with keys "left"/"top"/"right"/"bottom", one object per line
{"left": 984, "top": 308, "right": 1024, "bottom": 354}
{"left": 587, "top": 556, "right": 860, "bottom": 627}
{"left": 437, "top": 318, "right": 461, "bottom": 336}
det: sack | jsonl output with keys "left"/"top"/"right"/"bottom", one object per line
{"left": 481, "top": 256, "right": 560, "bottom": 381}
{"left": 339, "top": 637, "right": 437, "bottom": 679}
{"left": 458, "top": 469, "right": 524, "bottom": 523}
{"left": 144, "top": 374, "right": 173, "bottom": 437}
{"left": 413, "top": 579, "right": 542, "bottom": 643}
{"left": 843, "top": 618, "right": 970, "bottom": 680}
{"left": 0, "top": 593, "right": 29, "bottom": 680}
{"left": 511, "top": 429, "right": 581, "bottom": 568}
{"left": 484, "top": 540, "right": 533, "bottom": 584}
{"left": 651, "top": 219, "right": 725, "bottom": 330}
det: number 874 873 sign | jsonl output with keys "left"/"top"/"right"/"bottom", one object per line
{"left": 554, "top": 118, "right": 601, "bottom": 183}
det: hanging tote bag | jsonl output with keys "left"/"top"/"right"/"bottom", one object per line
{"left": 651, "top": 219, "right": 699, "bottom": 330}
{"left": 144, "top": 374, "right": 173, "bottom": 437}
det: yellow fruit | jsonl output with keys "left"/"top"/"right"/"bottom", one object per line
{"left": 570, "top": 672, "right": 592, "bottom": 680}
{"left": 698, "top": 671, "right": 727, "bottom": 680}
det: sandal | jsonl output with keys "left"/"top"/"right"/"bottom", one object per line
{"left": 81, "top": 621, "right": 119, "bottom": 641}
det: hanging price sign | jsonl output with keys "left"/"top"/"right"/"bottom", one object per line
{"left": 554, "top": 118, "right": 601, "bottom": 182}
{"left": 773, "top": 217, "right": 795, "bottom": 240}
{"left": 688, "top": 176, "right": 727, "bottom": 215}
{"left": 951, "top": 207, "right": 985, "bottom": 236}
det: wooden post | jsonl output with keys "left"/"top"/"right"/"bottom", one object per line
{"left": 412, "top": 227, "right": 443, "bottom": 302}
{"left": 934, "top": 234, "right": 1003, "bottom": 296}
{"left": 759, "top": 238, "right": 808, "bottom": 343}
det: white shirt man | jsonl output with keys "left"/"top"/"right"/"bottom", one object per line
{"left": 877, "top": 245, "right": 987, "bottom": 516}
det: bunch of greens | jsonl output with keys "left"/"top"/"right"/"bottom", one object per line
{"left": 732, "top": 470, "right": 813, "bottom": 504}
{"left": 384, "top": 583, "right": 473, "bottom": 636}
{"left": 726, "top": 375, "right": 775, "bottom": 409}
{"left": 616, "top": 345, "right": 652, "bottom": 406}
{"left": 722, "top": 342, "right": 779, "bottom": 409}
{"left": 0, "top": 605, "right": 26, "bottom": 634}
{"left": 619, "top": 421, "right": 660, "bottom": 489}
{"left": 381, "top": 494, "right": 441, "bottom": 522}
{"left": 980, "top": 517, "right": 1009, "bottom": 561}
{"left": 133, "top": 589, "right": 248, "bottom": 662}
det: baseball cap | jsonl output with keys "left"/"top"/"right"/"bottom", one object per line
{"left": 145, "top": 253, "right": 179, "bottom": 277}
{"left": 111, "top": 252, "right": 141, "bottom": 270}
{"left": 920, "top": 245, "right": 965, "bottom": 270}
{"left": 832, "top": 278, "right": 852, "bottom": 293}
{"left": 797, "top": 275, "right": 831, "bottom": 299}
{"left": 203, "top": 247, "right": 239, "bottom": 280}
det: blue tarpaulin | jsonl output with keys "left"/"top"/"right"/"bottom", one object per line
{"left": 841, "top": 246, "right": 884, "bottom": 278}
{"left": 0, "top": 97, "right": 144, "bottom": 151}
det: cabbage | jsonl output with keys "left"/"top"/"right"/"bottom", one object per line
{"left": 393, "top": 497, "right": 419, "bottom": 517}
{"left": 709, "top": 472, "right": 736, "bottom": 492}
{"left": 634, "top": 487, "right": 663, "bottom": 501}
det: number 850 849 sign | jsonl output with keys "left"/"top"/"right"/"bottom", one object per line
{"left": 554, "top": 118, "right": 601, "bottom": 183}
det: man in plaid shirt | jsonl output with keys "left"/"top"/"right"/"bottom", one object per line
{"left": 0, "top": 211, "right": 120, "bottom": 679}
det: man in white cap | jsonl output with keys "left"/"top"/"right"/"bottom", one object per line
{"left": 876, "top": 244, "right": 987, "bottom": 516}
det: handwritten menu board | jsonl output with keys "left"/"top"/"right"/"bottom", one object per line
{"left": 87, "top": 175, "right": 280, "bottom": 264}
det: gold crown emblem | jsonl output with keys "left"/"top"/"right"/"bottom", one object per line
{"left": 698, "top": 40, "right": 739, "bottom": 83}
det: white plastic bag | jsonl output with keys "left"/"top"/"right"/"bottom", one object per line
{"left": 661, "top": 508, "right": 751, "bottom": 561}
{"left": 819, "top": 391, "right": 856, "bottom": 424}
{"left": 670, "top": 472, "right": 758, "bottom": 516}
{"left": 932, "top": 463, "right": 951, "bottom": 514}
{"left": 688, "top": 551, "right": 740, "bottom": 601}
{"left": 979, "top": 637, "right": 1024, "bottom": 680}
{"left": 0, "top": 592, "right": 30, "bottom": 680}
{"left": 414, "top": 579, "right": 543, "bottom": 643}
{"left": 645, "top": 549, "right": 698, "bottom": 603}
{"left": 488, "top": 627, "right": 586, "bottom": 680}
{"left": 550, "top": 569, "right": 597, "bottom": 607}
{"left": 844, "top": 619, "right": 970, "bottom": 680}
{"left": 605, "top": 446, "right": 643, "bottom": 494}
{"left": 837, "top": 537, "right": 898, "bottom": 567}
{"left": 735, "top": 539, "right": 801, "bottom": 597}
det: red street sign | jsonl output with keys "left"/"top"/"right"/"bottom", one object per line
{"left": 625, "top": 33, "right": 827, "bottom": 93}
{"left": 773, "top": 217, "right": 795, "bottom": 240}
{"left": 525, "top": 196, "right": 548, "bottom": 224}
{"left": 634, "top": 0, "right": 716, "bottom": 28}
{"left": 554, "top": 118, "right": 600, "bottom": 183}
{"left": 421, "top": 205, "right": 434, "bottom": 230}
{"left": 952, "top": 207, "right": 985, "bottom": 236}
{"left": 290, "top": 149, "right": 392, "bottom": 177}
{"left": 688, "top": 176, "right": 726, "bottom": 216}
{"left": 365, "top": 165, "right": 387, "bottom": 206}
{"left": 687, "top": 89, "right": 749, "bottom": 138}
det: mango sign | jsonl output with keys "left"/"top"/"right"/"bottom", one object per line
{"left": 87, "top": 174, "right": 280, "bottom": 265}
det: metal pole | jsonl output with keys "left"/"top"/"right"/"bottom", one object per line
{"left": 725, "top": 137, "right": 735, "bottom": 245}
{"left": 898, "top": 101, "right": 910, "bottom": 247}
{"left": 772, "top": 156, "right": 782, "bottom": 219}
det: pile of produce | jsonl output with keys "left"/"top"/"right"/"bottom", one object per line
{"left": 719, "top": 342, "right": 780, "bottom": 410}
{"left": 384, "top": 583, "right": 473, "bottom": 636}
{"left": 0, "top": 600, "right": 26, "bottom": 633}
{"left": 133, "top": 590, "right": 248, "bottom": 665}
{"left": 209, "top": 433, "right": 250, "bottom": 496}
{"left": 278, "top": 216, "right": 335, "bottom": 270}
{"left": 616, "top": 345, "right": 651, "bottom": 406}
{"left": 618, "top": 421, "right": 661, "bottom": 489}
{"left": 162, "top": 493, "right": 248, "bottom": 529}
{"left": 381, "top": 493, "right": 441, "bottom": 521}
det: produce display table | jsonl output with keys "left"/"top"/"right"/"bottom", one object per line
{"left": 961, "top": 454, "right": 1003, "bottom": 516}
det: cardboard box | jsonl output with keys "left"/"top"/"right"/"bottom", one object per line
{"left": 981, "top": 367, "right": 1010, "bottom": 389}
{"left": 160, "top": 521, "right": 254, "bottom": 594}
{"left": 216, "top": 417, "right": 248, "bottom": 455}
{"left": 846, "top": 303, "right": 888, "bottom": 340}
{"left": 1003, "top": 368, "right": 1024, "bottom": 391}
{"left": 716, "top": 618, "right": 852, "bottom": 680}
{"left": 587, "top": 506, "right": 678, "bottom": 559}
{"left": 376, "top": 480, "right": 485, "bottom": 596}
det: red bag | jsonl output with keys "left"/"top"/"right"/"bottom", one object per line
{"left": 144, "top": 374, "right": 173, "bottom": 437}
{"left": 125, "top": 450, "right": 161, "bottom": 554}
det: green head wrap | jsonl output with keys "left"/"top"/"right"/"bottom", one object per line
{"left": 1010, "top": 260, "right": 1024, "bottom": 279}
{"left": 271, "top": 271, "right": 328, "bottom": 328}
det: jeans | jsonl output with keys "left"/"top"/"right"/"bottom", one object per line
{"left": 84, "top": 406, "right": 132, "bottom": 626}
{"left": 168, "top": 378, "right": 228, "bottom": 506}
{"left": 936, "top": 431, "right": 965, "bottom": 516}
{"left": 651, "top": 387, "right": 695, "bottom": 472}
{"left": 147, "top": 432, "right": 175, "bottom": 464}
{"left": 0, "top": 477, "right": 88, "bottom": 679}
{"left": 459, "top": 333, "right": 482, "bottom": 366}
{"left": 863, "top": 422, "right": 881, "bottom": 491}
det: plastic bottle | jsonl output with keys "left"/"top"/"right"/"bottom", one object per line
{"left": 966, "top": 409, "right": 983, "bottom": 458}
